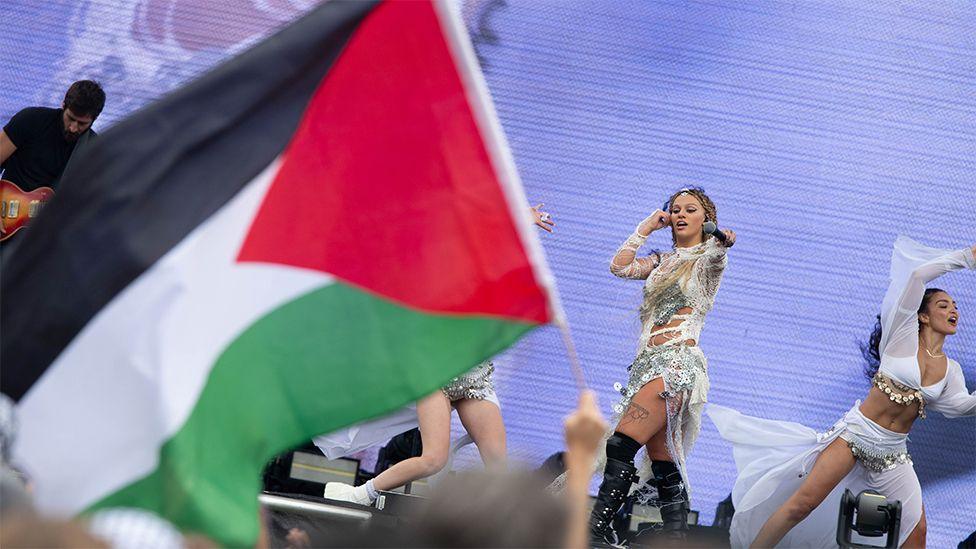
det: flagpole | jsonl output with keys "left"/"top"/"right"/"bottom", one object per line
{"left": 557, "top": 320, "right": 589, "bottom": 393}
{"left": 433, "top": 0, "right": 587, "bottom": 393}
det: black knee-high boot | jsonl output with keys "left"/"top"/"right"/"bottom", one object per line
{"left": 589, "top": 433, "right": 641, "bottom": 544}
{"left": 651, "top": 460, "right": 689, "bottom": 532}
{"left": 590, "top": 458, "right": 638, "bottom": 543}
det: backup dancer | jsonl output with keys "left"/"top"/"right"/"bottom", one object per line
{"left": 709, "top": 237, "right": 976, "bottom": 548}
{"left": 322, "top": 205, "right": 555, "bottom": 506}
{"left": 324, "top": 362, "right": 504, "bottom": 506}
{"left": 582, "top": 187, "right": 735, "bottom": 543}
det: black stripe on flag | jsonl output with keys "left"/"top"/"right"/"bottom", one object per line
{"left": 1, "top": 1, "right": 378, "bottom": 401}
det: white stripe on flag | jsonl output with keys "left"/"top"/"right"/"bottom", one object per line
{"left": 15, "top": 160, "right": 333, "bottom": 514}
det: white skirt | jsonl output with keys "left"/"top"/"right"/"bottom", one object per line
{"left": 707, "top": 403, "right": 922, "bottom": 548}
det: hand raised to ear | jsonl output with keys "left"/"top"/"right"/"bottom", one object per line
{"left": 637, "top": 209, "right": 670, "bottom": 236}
{"left": 531, "top": 203, "right": 555, "bottom": 232}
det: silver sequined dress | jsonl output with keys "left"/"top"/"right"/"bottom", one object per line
{"left": 610, "top": 236, "right": 727, "bottom": 493}
{"left": 550, "top": 233, "right": 728, "bottom": 498}
{"left": 441, "top": 362, "right": 496, "bottom": 402}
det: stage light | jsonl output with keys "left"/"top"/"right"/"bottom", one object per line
{"left": 836, "top": 489, "right": 901, "bottom": 549}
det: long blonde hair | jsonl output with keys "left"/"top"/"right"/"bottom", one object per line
{"left": 639, "top": 187, "right": 718, "bottom": 324}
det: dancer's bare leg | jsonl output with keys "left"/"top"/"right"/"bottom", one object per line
{"left": 901, "top": 506, "right": 926, "bottom": 549}
{"left": 455, "top": 398, "right": 506, "bottom": 470}
{"left": 369, "top": 391, "right": 452, "bottom": 491}
{"left": 750, "top": 438, "right": 856, "bottom": 548}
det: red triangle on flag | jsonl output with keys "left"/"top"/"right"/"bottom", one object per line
{"left": 238, "top": 1, "right": 549, "bottom": 324}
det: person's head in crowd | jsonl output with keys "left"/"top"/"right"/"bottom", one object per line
{"left": 0, "top": 516, "right": 108, "bottom": 548}
{"left": 86, "top": 507, "right": 185, "bottom": 549}
{"left": 302, "top": 471, "right": 568, "bottom": 548}
{"left": 409, "top": 470, "right": 568, "bottom": 547}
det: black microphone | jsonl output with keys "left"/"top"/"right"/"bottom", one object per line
{"left": 703, "top": 221, "right": 729, "bottom": 245}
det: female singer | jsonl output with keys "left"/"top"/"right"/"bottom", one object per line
{"left": 586, "top": 187, "right": 735, "bottom": 543}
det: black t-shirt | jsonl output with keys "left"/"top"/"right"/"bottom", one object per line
{"left": 1, "top": 107, "right": 96, "bottom": 191}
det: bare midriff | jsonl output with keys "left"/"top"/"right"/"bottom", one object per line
{"left": 858, "top": 386, "right": 919, "bottom": 434}
{"left": 647, "top": 306, "right": 698, "bottom": 347}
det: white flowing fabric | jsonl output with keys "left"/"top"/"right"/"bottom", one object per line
{"left": 314, "top": 405, "right": 419, "bottom": 460}
{"left": 313, "top": 393, "right": 499, "bottom": 460}
{"left": 707, "top": 403, "right": 922, "bottom": 549}
{"left": 708, "top": 237, "right": 976, "bottom": 548}
{"left": 879, "top": 236, "right": 976, "bottom": 402}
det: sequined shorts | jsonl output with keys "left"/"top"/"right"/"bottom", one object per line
{"left": 441, "top": 362, "right": 496, "bottom": 402}
{"left": 612, "top": 344, "right": 706, "bottom": 414}
{"left": 837, "top": 406, "right": 911, "bottom": 473}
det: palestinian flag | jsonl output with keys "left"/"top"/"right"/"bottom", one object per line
{"left": 1, "top": 1, "right": 555, "bottom": 544}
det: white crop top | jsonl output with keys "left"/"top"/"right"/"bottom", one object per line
{"left": 878, "top": 236, "right": 976, "bottom": 417}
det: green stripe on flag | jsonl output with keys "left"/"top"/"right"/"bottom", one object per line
{"left": 88, "top": 282, "right": 535, "bottom": 545}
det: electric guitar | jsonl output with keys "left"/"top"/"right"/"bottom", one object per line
{"left": 0, "top": 179, "right": 55, "bottom": 241}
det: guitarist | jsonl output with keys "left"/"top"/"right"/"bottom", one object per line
{"left": 1, "top": 80, "right": 105, "bottom": 251}
{"left": 1, "top": 80, "right": 105, "bottom": 192}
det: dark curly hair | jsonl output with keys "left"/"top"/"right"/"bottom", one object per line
{"left": 861, "top": 287, "right": 944, "bottom": 379}
{"left": 63, "top": 80, "right": 106, "bottom": 119}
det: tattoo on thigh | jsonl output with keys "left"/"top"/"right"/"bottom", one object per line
{"left": 619, "top": 402, "right": 650, "bottom": 426}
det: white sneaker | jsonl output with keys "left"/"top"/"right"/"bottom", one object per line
{"left": 324, "top": 482, "right": 373, "bottom": 506}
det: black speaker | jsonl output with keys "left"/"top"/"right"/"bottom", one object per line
{"left": 263, "top": 444, "right": 361, "bottom": 497}
{"left": 836, "top": 489, "right": 901, "bottom": 549}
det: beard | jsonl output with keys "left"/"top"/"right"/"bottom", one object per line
{"left": 62, "top": 128, "right": 82, "bottom": 143}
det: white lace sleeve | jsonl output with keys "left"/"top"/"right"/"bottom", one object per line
{"left": 879, "top": 237, "right": 976, "bottom": 359}
{"left": 610, "top": 232, "right": 658, "bottom": 280}
{"left": 695, "top": 237, "right": 728, "bottom": 300}
{"left": 928, "top": 360, "right": 976, "bottom": 418}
